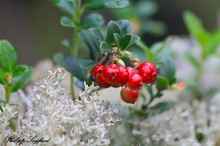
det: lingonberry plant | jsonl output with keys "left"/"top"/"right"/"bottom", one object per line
{"left": 50, "top": 0, "right": 130, "bottom": 99}
{"left": 51, "top": 0, "right": 180, "bottom": 107}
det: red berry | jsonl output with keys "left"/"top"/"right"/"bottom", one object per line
{"left": 127, "top": 73, "right": 143, "bottom": 90}
{"left": 96, "top": 73, "right": 111, "bottom": 88}
{"left": 120, "top": 87, "right": 139, "bottom": 104}
{"left": 115, "top": 66, "right": 129, "bottom": 86}
{"left": 103, "top": 64, "right": 120, "bottom": 85}
{"left": 138, "top": 62, "right": 158, "bottom": 84}
{"left": 91, "top": 64, "right": 105, "bottom": 78}
{"left": 126, "top": 66, "right": 136, "bottom": 77}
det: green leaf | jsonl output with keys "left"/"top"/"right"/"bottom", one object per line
{"left": 158, "top": 58, "right": 176, "bottom": 82}
{"left": 13, "top": 65, "right": 29, "bottom": 77}
{"left": 131, "top": 108, "right": 148, "bottom": 118}
{"left": 183, "top": 11, "right": 210, "bottom": 47}
{"left": 117, "top": 19, "right": 131, "bottom": 35}
{"left": 129, "top": 35, "right": 140, "bottom": 46}
{"left": 54, "top": 53, "right": 87, "bottom": 80}
{"left": 127, "top": 47, "right": 146, "bottom": 62}
{"left": 119, "top": 34, "right": 132, "bottom": 50}
{"left": 136, "top": 1, "right": 157, "bottom": 17}
{"left": 0, "top": 40, "right": 17, "bottom": 73}
{"left": 149, "top": 101, "right": 176, "bottom": 114}
{"left": 62, "top": 39, "right": 72, "bottom": 49}
{"left": 84, "top": 0, "right": 129, "bottom": 10}
{"left": 79, "top": 59, "right": 98, "bottom": 69}
{"left": 106, "top": 21, "right": 121, "bottom": 46}
{"left": 50, "top": 0, "right": 76, "bottom": 16}
{"left": 11, "top": 67, "right": 33, "bottom": 92}
{"left": 114, "top": 33, "right": 121, "bottom": 47}
{"left": 100, "top": 41, "right": 111, "bottom": 52}
{"left": 203, "top": 29, "right": 220, "bottom": 58}
{"left": 185, "top": 52, "right": 200, "bottom": 69}
{"left": 0, "top": 68, "right": 7, "bottom": 85}
{"left": 79, "top": 29, "right": 101, "bottom": 60}
{"left": 136, "top": 40, "right": 154, "bottom": 61}
{"left": 60, "top": 16, "right": 76, "bottom": 28}
{"left": 82, "top": 13, "right": 104, "bottom": 29}
{"left": 156, "top": 76, "right": 169, "bottom": 91}
{"left": 89, "top": 27, "right": 105, "bottom": 42}
{"left": 141, "top": 20, "right": 167, "bottom": 36}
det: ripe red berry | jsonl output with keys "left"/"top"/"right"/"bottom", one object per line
{"left": 126, "top": 66, "right": 136, "bottom": 77}
{"left": 127, "top": 73, "right": 143, "bottom": 90}
{"left": 138, "top": 62, "right": 158, "bottom": 84}
{"left": 103, "top": 64, "right": 120, "bottom": 85}
{"left": 91, "top": 64, "right": 105, "bottom": 78}
{"left": 115, "top": 66, "right": 129, "bottom": 86}
{"left": 96, "top": 73, "right": 111, "bottom": 88}
{"left": 120, "top": 87, "right": 139, "bottom": 104}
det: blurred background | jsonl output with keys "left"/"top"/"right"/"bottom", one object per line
{"left": 0, "top": 0, "right": 220, "bottom": 66}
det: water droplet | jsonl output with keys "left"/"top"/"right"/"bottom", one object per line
{"left": 147, "top": 84, "right": 152, "bottom": 86}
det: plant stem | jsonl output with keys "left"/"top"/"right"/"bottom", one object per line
{"left": 145, "top": 95, "right": 154, "bottom": 108}
{"left": 5, "top": 85, "right": 11, "bottom": 104}
{"left": 70, "top": 0, "right": 82, "bottom": 100}
{"left": 5, "top": 85, "right": 16, "bottom": 131}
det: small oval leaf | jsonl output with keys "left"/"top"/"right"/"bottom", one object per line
{"left": 60, "top": 16, "right": 76, "bottom": 28}
{"left": 84, "top": 0, "right": 129, "bottom": 10}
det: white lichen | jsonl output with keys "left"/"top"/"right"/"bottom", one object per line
{"left": 1, "top": 67, "right": 119, "bottom": 146}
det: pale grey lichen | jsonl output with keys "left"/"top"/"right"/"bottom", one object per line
{"left": 20, "top": 67, "right": 119, "bottom": 146}
{"left": 1, "top": 67, "right": 119, "bottom": 146}
{"left": 0, "top": 105, "right": 17, "bottom": 143}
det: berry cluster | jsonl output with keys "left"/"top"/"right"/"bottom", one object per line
{"left": 91, "top": 62, "right": 158, "bottom": 104}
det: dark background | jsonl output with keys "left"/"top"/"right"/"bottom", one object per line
{"left": 0, "top": 0, "right": 220, "bottom": 65}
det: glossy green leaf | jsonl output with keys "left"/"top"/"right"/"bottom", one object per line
{"left": 183, "top": 11, "right": 210, "bottom": 47}
{"left": 60, "top": 16, "right": 76, "bottom": 28}
{"left": 114, "top": 33, "right": 121, "bottom": 47}
{"left": 100, "top": 41, "right": 111, "bottom": 52}
{"left": 106, "top": 21, "right": 121, "bottom": 46}
{"left": 0, "top": 40, "right": 17, "bottom": 73}
{"left": 185, "top": 52, "right": 200, "bottom": 69}
{"left": 79, "top": 59, "right": 98, "bottom": 69}
{"left": 158, "top": 58, "right": 176, "bottom": 82}
{"left": 54, "top": 53, "right": 87, "bottom": 80}
{"left": 156, "top": 76, "right": 169, "bottom": 91}
{"left": 84, "top": 0, "right": 129, "bottom": 10}
{"left": 119, "top": 34, "right": 132, "bottom": 50}
{"left": 149, "top": 101, "right": 176, "bottom": 114}
{"left": 129, "top": 35, "right": 140, "bottom": 46}
{"left": 11, "top": 67, "right": 33, "bottom": 92}
{"left": 13, "top": 65, "right": 29, "bottom": 77}
{"left": 50, "top": 0, "right": 76, "bottom": 16}
{"left": 82, "top": 13, "right": 104, "bottom": 29}
{"left": 79, "top": 29, "right": 101, "bottom": 59}
{"left": 117, "top": 19, "right": 131, "bottom": 35}
{"left": 89, "top": 27, "right": 105, "bottom": 42}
